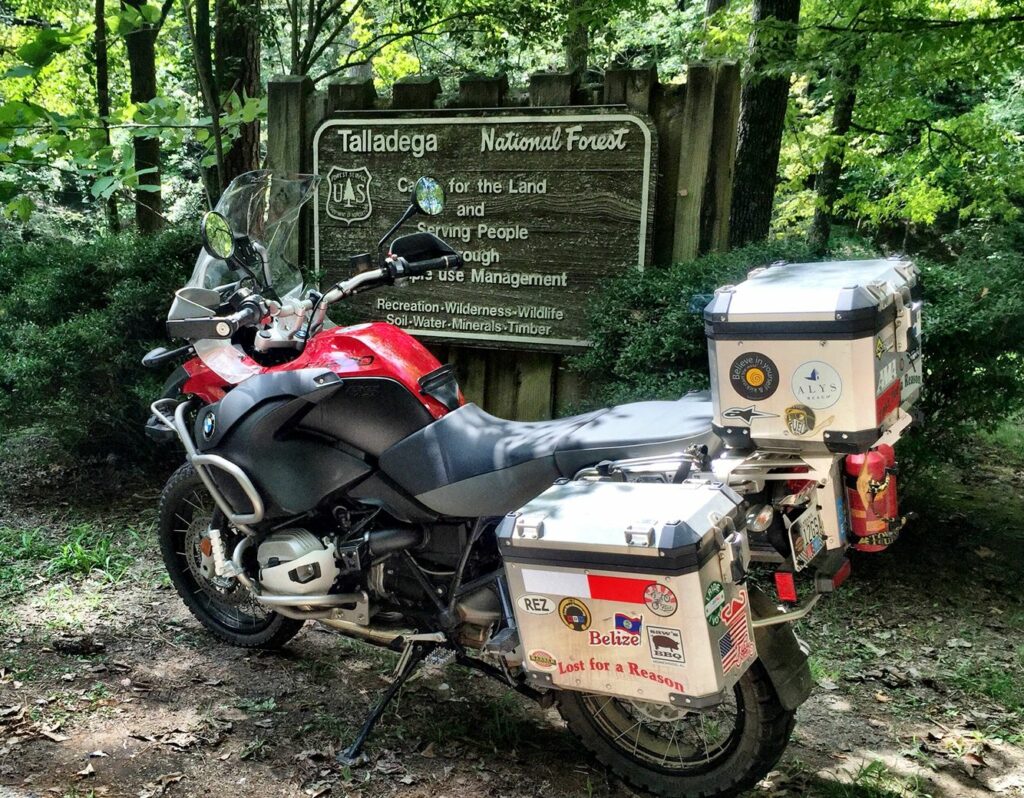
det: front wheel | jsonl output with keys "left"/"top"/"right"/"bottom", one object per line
{"left": 557, "top": 661, "right": 795, "bottom": 798}
{"left": 157, "top": 463, "right": 305, "bottom": 649}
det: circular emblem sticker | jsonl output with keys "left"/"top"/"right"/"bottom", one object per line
{"left": 643, "top": 583, "right": 678, "bottom": 617}
{"left": 784, "top": 404, "right": 817, "bottom": 436}
{"left": 528, "top": 649, "right": 557, "bottom": 671}
{"left": 791, "top": 361, "right": 843, "bottom": 409}
{"left": 558, "top": 597, "right": 592, "bottom": 631}
{"left": 729, "top": 352, "right": 780, "bottom": 401}
{"left": 704, "top": 581, "right": 725, "bottom": 626}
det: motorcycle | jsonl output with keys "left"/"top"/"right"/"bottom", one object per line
{"left": 145, "top": 169, "right": 922, "bottom": 798}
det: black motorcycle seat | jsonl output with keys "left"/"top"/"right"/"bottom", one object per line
{"left": 379, "top": 392, "right": 717, "bottom": 517}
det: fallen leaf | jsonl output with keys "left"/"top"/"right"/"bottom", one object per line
{"left": 89, "top": 750, "right": 109, "bottom": 758}
{"left": 39, "top": 730, "right": 70, "bottom": 743}
{"left": 873, "top": 692, "right": 892, "bottom": 703}
{"left": 975, "top": 546, "right": 995, "bottom": 559}
{"left": 77, "top": 763, "right": 95, "bottom": 778}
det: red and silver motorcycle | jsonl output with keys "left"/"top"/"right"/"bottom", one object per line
{"left": 147, "top": 170, "right": 920, "bottom": 797}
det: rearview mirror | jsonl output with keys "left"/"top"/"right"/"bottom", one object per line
{"left": 201, "top": 211, "right": 235, "bottom": 260}
{"left": 412, "top": 177, "right": 445, "bottom": 216}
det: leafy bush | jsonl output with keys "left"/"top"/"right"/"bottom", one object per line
{"left": 575, "top": 228, "right": 1024, "bottom": 446}
{"left": 0, "top": 228, "right": 199, "bottom": 464}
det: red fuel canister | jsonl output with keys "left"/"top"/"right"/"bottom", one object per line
{"left": 844, "top": 444, "right": 901, "bottom": 552}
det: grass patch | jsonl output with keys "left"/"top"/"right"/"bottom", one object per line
{"left": 808, "top": 759, "right": 934, "bottom": 797}
{"left": 949, "top": 650, "right": 1024, "bottom": 713}
{"left": 0, "top": 522, "right": 143, "bottom": 600}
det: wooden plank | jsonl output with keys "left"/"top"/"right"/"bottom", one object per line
{"left": 452, "top": 346, "right": 488, "bottom": 406}
{"left": 484, "top": 349, "right": 519, "bottom": 418}
{"left": 458, "top": 73, "right": 509, "bottom": 108}
{"left": 702, "top": 62, "right": 741, "bottom": 253}
{"left": 604, "top": 66, "right": 658, "bottom": 114}
{"left": 554, "top": 358, "right": 583, "bottom": 416}
{"left": 328, "top": 77, "right": 377, "bottom": 112}
{"left": 267, "top": 75, "right": 313, "bottom": 174}
{"left": 672, "top": 64, "right": 716, "bottom": 263}
{"left": 529, "top": 71, "right": 577, "bottom": 106}
{"left": 515, "top": 352, "right": 556, "bottom": 420}
{"left": 392, "top": 75, "right": 441, "bottom": 109}
{"left": 651, "top": 82, "right": 687, "bottom": 265}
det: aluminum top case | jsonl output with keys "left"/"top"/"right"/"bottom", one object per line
{"left": 704, "top": 258, "right": 922, "bottom": 454}
{"left": 499, "top": 480, "right": 757, "bottom": 709}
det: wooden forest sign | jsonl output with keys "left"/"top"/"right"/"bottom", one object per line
{"left": 312, "top": 110, "right": 656, "bottom": 350}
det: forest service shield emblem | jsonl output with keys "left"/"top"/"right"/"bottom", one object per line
{"left": 325, "top": 166, "right": 372, "bottom": 225}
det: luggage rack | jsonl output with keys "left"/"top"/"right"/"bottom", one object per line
{"left": 150, "top": 398, "right": 265, "bottom": 532}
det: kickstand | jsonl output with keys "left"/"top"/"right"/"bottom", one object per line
{"left": 336, "top": 640, "right": 433, "bottom": 767}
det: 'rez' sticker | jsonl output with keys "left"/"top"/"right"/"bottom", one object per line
{"left": 730, "top": 352, "right": 780, "bottom": 401}
{"left": 517, "top": 595, "right": 555, "bottom": 615}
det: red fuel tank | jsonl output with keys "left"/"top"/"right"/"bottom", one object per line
{"left": 844, "top": 444, "right": 901, "bottom": 552}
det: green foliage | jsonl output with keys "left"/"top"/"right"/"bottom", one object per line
{"left": 0, "top": 227, "right": 199, "bottom": 458}
{"left": 572, "top": 239, "right": 824, "bottom": 407}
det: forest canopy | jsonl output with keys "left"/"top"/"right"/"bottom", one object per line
{"left": 0, "top": 0, "right": 1020, "bottom": 248}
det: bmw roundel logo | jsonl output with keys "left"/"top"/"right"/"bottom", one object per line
{"left": 202, "top": 413, "right": 216, "bottom": 439}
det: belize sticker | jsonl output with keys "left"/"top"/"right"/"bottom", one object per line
{"left": 729, "top": 352, "right": 780, "bottom": 401}
{"left": 643, "top": 583, "right": 678, "bottom": 617}
{"left": 558, "top": 597, "right": 592, "bottom": 632}
{"left": 648, "top": 626, "right": 685, "bottom": 667}
{"left": 791, "top": 361, "right": 843, "bottom": 409}
{"left": 517, "top": 595, "right": 555, "bottom": 615}
{"left": 614, "top": 613, "right": 643, "bottom": 635}
{"left": 528, "top": 649, "right": 557, "bottom": 671}
{"left": 704, "top": 581, "right": 726, "bottom": 626}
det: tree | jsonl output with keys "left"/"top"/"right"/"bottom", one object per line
{"left": 729, "top": 0, "right": 800, "bottom": 247}
{"left": 216, "top": 0, "right": 261, "bottom": 184}
{"left": 121, "top": 0, "right": 174, "bottom": 233}
{"left": 93, "top": 0, "right": 119, "bottom": 231}
{"left": 807, "top": 61, "right": 858, "bottom": 253}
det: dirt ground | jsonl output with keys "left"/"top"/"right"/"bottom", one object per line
{"left": 2, "top": 444, "right": 1024, "bottom": 798}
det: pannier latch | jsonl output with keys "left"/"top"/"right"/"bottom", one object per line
{"left": 624, "top": 523, "right": 656, "bottom": 547}
{"left": 514, "top": 513, "right": 546, "bottom": 540}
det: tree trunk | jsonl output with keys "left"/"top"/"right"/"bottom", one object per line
{"left": 729, "top": 0, "right": 800, "bottom": 247}
{"left": 123, "top": 1, "right": 164, "bottom": 233}
{"left": 95, "top": 0, "right": 119, "bottom": 231}
{"left": 564, "top": 0, "right": 589, "bottom": 74}
{"left": 216, "top": 0, "right": 261, "bottom": 185}
{"left": 807, "top": 63, "right": 859, "bottom": 254}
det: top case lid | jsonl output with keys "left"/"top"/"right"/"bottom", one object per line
{"left": 498, "top": 479, "right": 743, "bottom": 574}
{"left": 705, "top": 258, "right": 917, "bottom": 327}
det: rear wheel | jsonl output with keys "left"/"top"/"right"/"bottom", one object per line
{"left": 157, "top": 463, "right": 304, "bottom": 648}
{"left": 557, "top": 662, "right": 795, "bottom": 798}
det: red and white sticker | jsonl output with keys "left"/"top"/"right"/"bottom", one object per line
{"left": 522, "top": 569, "right": 674, "bottom": 613}
{"left": 876, "top": 380, "right": 900, "bottom": 424}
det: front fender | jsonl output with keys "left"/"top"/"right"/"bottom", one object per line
{"left": 749, "top": 586, "right": 814, "bottom": 711}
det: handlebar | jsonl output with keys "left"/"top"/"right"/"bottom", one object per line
{"left": 390, "top": 253, "right": 463, "bottom": 278}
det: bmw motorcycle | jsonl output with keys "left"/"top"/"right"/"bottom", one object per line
{"left": 147, "top": 170, "right": 919, "bottom": 798}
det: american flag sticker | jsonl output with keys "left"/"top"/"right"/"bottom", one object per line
{"left": 718, "top": 589, "right": 755, "bottom": 673}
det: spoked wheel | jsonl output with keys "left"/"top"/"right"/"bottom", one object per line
{"left": 157, "top": 463, "right": 304, "bottom": 648}
{"left": 557, "top": 662, "right": 795, "bottom": 798}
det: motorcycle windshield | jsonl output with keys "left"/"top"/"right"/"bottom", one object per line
{"left": 185, "top": 170, "right": 320, "bottom": 299}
